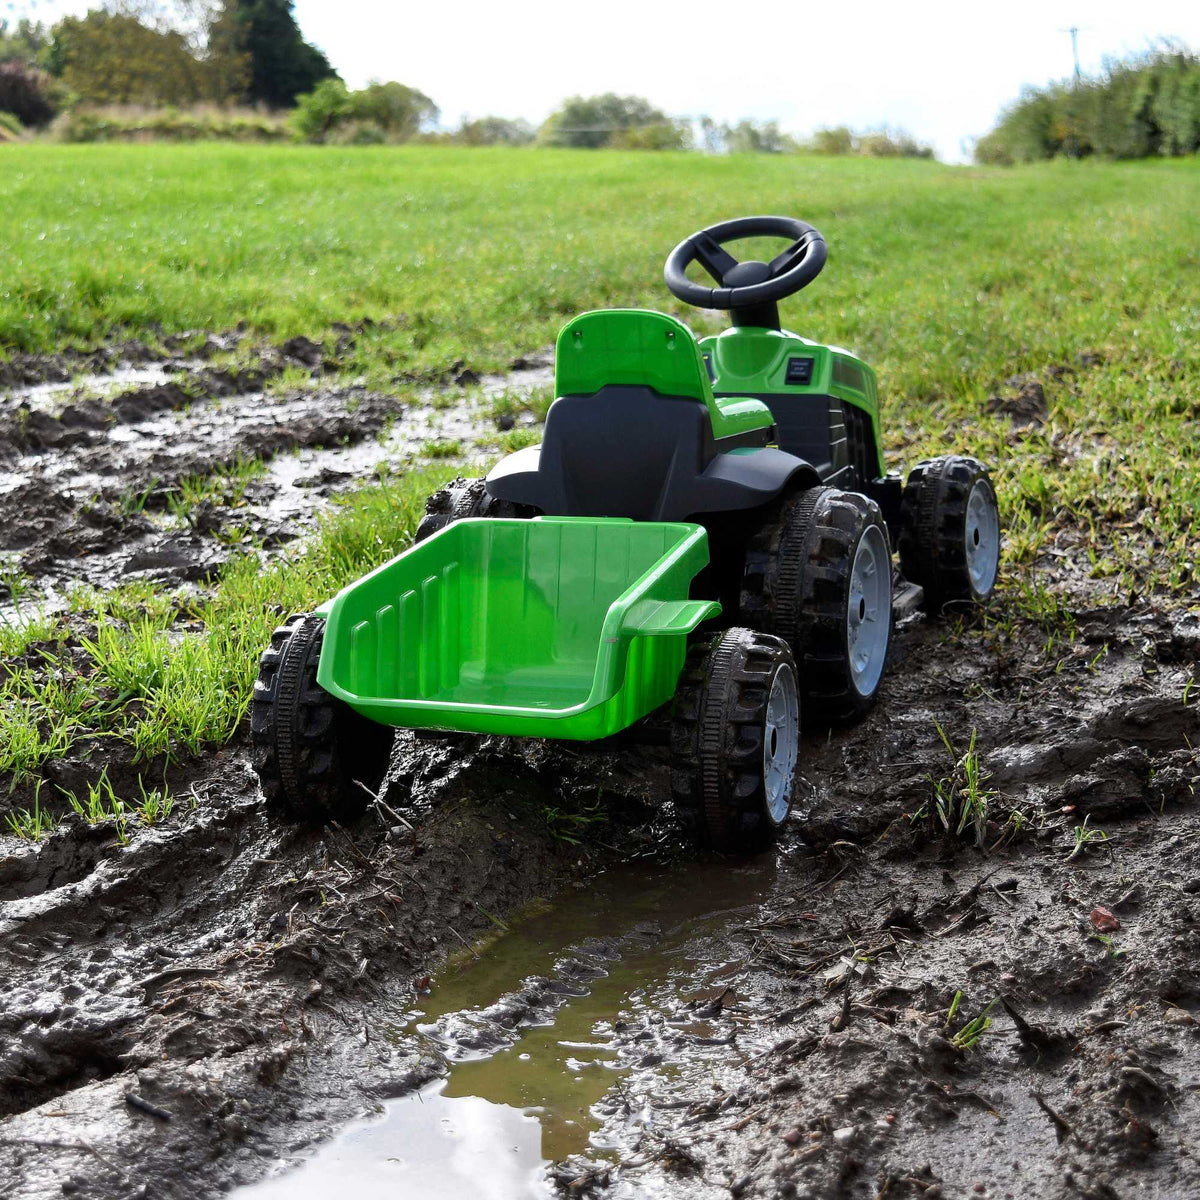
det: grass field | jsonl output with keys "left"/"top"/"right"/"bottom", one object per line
{"left": 1, "top": 144, "right": 1198, "bottom": 818}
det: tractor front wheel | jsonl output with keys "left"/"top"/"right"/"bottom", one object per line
{"left": 251, "top": 614, "right": 394, "bottom": 823}
{"left": 670, "top": 628, "right": 799, "bottom": 853}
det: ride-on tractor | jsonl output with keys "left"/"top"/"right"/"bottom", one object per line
{"left": 252, "top": 216, "right": 1001, "bottom": 852}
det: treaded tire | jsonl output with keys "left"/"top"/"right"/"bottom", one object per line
{"left": 741, "top": 486, "right": 893, "bottom": 724}
{"left": 414, "top": 476, "right": 533, "bottom": 543}
{"left": 251, "top": 614, "right": 394, "bottom": 823}
{"left": 899, "top": 456, "right": 1000, "bottom": 610}
{"left": 670, "top": 628, "right": 799, "bottom": 854}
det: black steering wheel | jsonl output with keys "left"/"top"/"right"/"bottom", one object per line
{"left": 663, "top": 216, "right": 827, "bottom": 320}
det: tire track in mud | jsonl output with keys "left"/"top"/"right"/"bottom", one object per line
{"left": 0, "top": 336, "right": 552, "bottom": 602}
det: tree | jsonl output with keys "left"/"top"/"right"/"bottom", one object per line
{"left": 291, "top": 78, "right": 439, "bottom": 143}
{"left": 350, "top": 81, "right": 437, "bottom": 139}
{"left": 0, "top": 18, "right": 51, "bottom": 67}
{"left": 49, "top": 11, "right": 209, "bottom": 105}
{"left": 540, "top": 93, "right": 675, "bottom": 148}
{"left": 232, "top": 0, "right": 336, "bottom": 108}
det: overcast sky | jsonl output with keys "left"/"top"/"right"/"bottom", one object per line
{"left": 294, "top": 0, "right": 1200, "bottom": 161}
{"left": 11, "top": 0, "right": 1200, "bottom": 160}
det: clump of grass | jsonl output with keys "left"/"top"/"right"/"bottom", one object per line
{"left": 489, "top": 385, "right": 553, "bottom": 427}
{"left": 1067, "top": 816, "right": 1110, "bottom": 862}
{"left": 166, "top": 453, "right": 267, "bottom": 518}
{"left": 4, "top": 784, "right": 57, "bottom": 841}
{"left": 419, "top": 439, "right": 462, "bottom": 459}
{"left": 265, "top": 364, "right": 318, "bottom": 396}
{"left": 492, "top": 428, "right": 541, "bottom": 453}
{"left": 63, "top": 769, "right": 130, "bottom": 845}
{"left": 946, "top": 992, "right": 999, "bottom": 1050}
{"left": 926, "top": 724, "right": 998, "bottom": 847}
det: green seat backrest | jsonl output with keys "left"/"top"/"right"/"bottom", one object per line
{"left": 555, "top": 309, "right": 772, "bottom": 441}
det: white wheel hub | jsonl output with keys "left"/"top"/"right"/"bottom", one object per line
{"left": 847, "top": 524, "right": 891, "bottom": 697}
{"left": 763, "top": 663, "right": 799, "bottom": 824}
{"left": 965, "top": 481, "right": 1000, "bottom": 596}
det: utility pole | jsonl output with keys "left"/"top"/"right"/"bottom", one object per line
{"left": 1059, "top": 25, "right": 1084, "bottom": 81}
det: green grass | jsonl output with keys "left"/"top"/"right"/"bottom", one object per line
{"left": 0, "top": 469, "right": 440, "bottom": 792}
{"left": 1, "top": 144, "right": 1198, "bottom": 807}
{"left": 1, "top": 145, "right": 1196, "bottom": 605}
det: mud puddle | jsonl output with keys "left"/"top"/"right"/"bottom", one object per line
{"left": 237, "top": 859, "right": 779, "bottom": 1196}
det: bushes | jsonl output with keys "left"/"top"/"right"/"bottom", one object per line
{"left": 0, "top": 60, "right": 60, "bottom": 127}
{"left": 540, "top": 94, "right": 688, "bottom": 149}
{"left": 52, "top": 105, "right": 289, "bottom": 143}
{"left": 803, "top": 125, "right": 934, "bottom": 158}
{"left": 291, "top": 78, "right": 438, "bottom": 143}
{"left": 977, "top": 47, "right": 1200, "bottom": 163}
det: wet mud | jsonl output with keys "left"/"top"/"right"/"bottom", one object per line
{"left": 1, "top": 340, "right": 1198, "bottom": 1199}
{"left": 0, "top": 334, "right": 551, "bottom": 605}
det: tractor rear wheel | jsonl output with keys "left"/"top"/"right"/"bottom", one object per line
{"left": 670, "top": 627, "right": 799, "bottom": 853}
{"left": 414, "top": 476, "right": 533, "bottom": 543}
{"left": 898, "top": 456, "right": 1000, "bottom": 609}
{"left": 741, "top": 486, "right": 893, "bottom": 724}
{"left": 251, "top": 614, "right": 394, "bottom": 823}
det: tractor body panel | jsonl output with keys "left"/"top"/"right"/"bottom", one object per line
{"left": 699, "top": 326, "right": 886, "bottom": 481}
{"left": 315, "top": 516, "right": 719, "bottom": 739}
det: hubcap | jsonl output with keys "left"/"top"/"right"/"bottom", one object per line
{"left": 763, "top": 663, "right": 799, "bottom": 824}
{"left": 847, "top": 525, "right": 891, "bottom": 698}
{"left": 965, "top": 481, "right": 1000, "bottom": 596}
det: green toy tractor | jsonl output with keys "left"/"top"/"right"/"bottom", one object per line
{"left": 252, "top": 216, "right": 1001, "bottom": 852}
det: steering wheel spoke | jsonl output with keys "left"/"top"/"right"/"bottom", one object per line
{"left": 691, "top": 233, "right": 739, "bottom": 284}
{"left": 767, "top": 234, "right": 815, "bottom": 278}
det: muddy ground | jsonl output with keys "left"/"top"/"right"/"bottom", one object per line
{"left": 0, "top": 342, "right": 1198, "bottom": 1200}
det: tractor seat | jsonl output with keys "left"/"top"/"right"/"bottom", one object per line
{"left": 486, "top": 310, "right": 778, "bottom": 522}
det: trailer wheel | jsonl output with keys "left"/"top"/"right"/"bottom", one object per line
{"left": 899, "top": 456, "right": 1000, "bottom": 609}
{"left": 741, "top": 486, "right": 893, "bottom": 723}
{"left": 671, "top": 627, "right": 799, "bottom": 853}
{"left": 414, "top": 476, "right": 533, "bottom": 543}
{"left": 251, "top": 614, "right": 393, "bottom": 823}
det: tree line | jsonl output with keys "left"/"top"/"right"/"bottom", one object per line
{"left": 976, "top": 45, "right": 1200, "bottom": 163}
{"left": 0, "top": 2, "right": 934, "bottom": 156}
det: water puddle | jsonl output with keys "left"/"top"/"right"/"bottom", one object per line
{"left": 238, "top": 858, "right": 777, "bottom": 1196}
{"left": 243, "top": 1079, "right": 551, "bottom": 1200}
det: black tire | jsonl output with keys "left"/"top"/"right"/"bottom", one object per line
{"left": 251, "top": 614, "right": 394, "bottom": 823}
{"left": 741, "top": 486, "right": 893, "bottom": 724}
{"left": 670, "top": 628, "right": 799, "bottom": 853}
{"left": 898, "top": 456, "right": 1000, "bottom": 610}
{"left": 414, "top": 476, "right": 533, "bottom": 543}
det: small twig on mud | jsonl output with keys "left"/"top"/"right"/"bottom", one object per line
{"left": 138, "top": 966, "right": 220, "bottom": 995}
{"left": 830, "top": 988, "right": 853, "bottom": 1032}
{"left": 445, "top": 924, "right": 478, "bottom": 958}
{"left": 125, "top": 1092, "right": 173, "bottom": 1121}
{"left": 725, "top": 1105, "right": 765, "bottom": 1132}
{"left": 1032, "top": 1091, "right": 1075, "bottom": 1143}
{"left": 356, "top": 779, "right": 419, "bottom": 850}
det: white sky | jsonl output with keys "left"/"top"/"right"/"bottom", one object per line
{"left": 11, "top": 0, "right": 1200, "bottom": 160}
